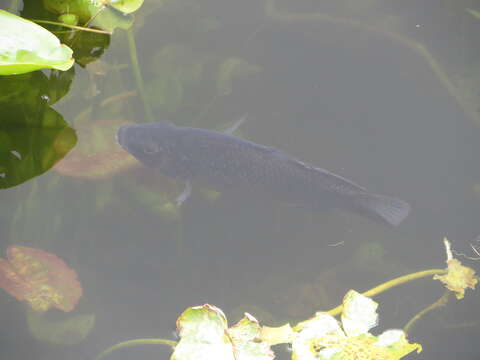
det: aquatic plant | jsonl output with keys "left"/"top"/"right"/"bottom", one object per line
{"left": 0, "top": 103, "right": 77, "bottom": 189}
{"left": 289, "top": 291, "right": 421, "bottom": 360}
{"left": 54, "top": 115, "right": 139, "bottom": 179}
{"left": 95, "top": 239, "right": 477, "bottom": 360}
{"left": 27, "top": 309, "right": 95, "bottom": 345}
{"left": 0, "top": 246, "right": 82, "bottom": 312}
{"left": 264, "top": 0, "right": 480, "bottom": 132}
{"left": 0, "top": 10, "right": 73, "bottom": 75}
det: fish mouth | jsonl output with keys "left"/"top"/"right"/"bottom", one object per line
{"left": 116, "top": 125, "right": 133, "bottom": 149}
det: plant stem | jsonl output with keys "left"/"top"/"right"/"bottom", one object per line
{"left": 95, "top": 338, "right": 177, "bottom": 360}
{"left": 325, "top": 268, "right": 446, "bottom": 317}
{"left": 264, "top": 0, "right": 480, "bottom": 127}
{"left": 127, "top": 28, "right": 155, "bottom": 123}
{"left": 403, "top": 290, "right": 450, "bottom": 335}
{"left": 293, "top": 268, "right": 447, "bottom": 331}
{"left": 28, "top": 20, "right": 111, "bottom": 34}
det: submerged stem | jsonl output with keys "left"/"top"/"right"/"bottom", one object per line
{"left": 403, "top": 290, "right": 450, "bottom": 335}
{"left": 264, "top": 0, "right": 480, "bottom": 127}
{"left": 127, "top": 28, "right": 155, "bottom": 123}
{"left": 95, "top": 338, "right": 177, "bottom": 360}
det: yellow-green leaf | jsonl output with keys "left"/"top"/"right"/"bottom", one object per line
{"left": 0, "top": 10, "right": 74, "bottom": 75}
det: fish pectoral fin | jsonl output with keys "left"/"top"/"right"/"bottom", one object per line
{"left": 223, "top": 113, "right": 248, "bottom": 135}
{"left": 176, "top": 180, "right": 192, "bottom": 207}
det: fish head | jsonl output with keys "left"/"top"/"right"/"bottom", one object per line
{"left": 116, "top": 122, "right": 175, "bottom": 169}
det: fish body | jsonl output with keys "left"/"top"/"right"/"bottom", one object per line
{"left": 117, "top": 121, "right": 410, "bottom": 226}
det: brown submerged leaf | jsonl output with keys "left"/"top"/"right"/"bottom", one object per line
{"left": 0, "top": 246, "right": 82, "bottom": 312}
{"left": 54, "top": 117, "right": 138, "bottom": 179}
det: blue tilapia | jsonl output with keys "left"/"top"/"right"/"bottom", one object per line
{"left": 116, "top": 120, "right": 410, "bottom": 226}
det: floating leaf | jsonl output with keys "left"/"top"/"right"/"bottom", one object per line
{"left": 27, "top": 310, "right": 95, "bottom": 345}
{"left": 341, "top": 290, "right": 378, "bottom": 337}
{"left": 0, "top": 10, "right": 74, "bottom": 75}
{"left": 109, "top": 0, "right": 144, "bottom": 14}
{"left": 43, "top": 0, "right": 134, "bottom": 32}
{"left": 434, "top": 258, "right": 477, "bottom": 299}
{"left": 433, "top": 238, "right": 478, "bottom": 299}
{"left": 228, "top": 313, "right": 275, "bottom": 360}
{"left": 0, "top": 246, "right": 82, "bottom": 312}
{"left": 291, "top": 291, "right": 421, "bottom": 360}
{"left": 43, "top": 0, "right": 105, "bottom": 24}
{"left": 171, "top": 304, "right": 274, "bottom": 360}
{"left": 89, "top": 7, "right": 134, "bottom": 33}
{"left": 0, "top": 104, "right": 77, "bottom": 189}
{"left": 59, "top": 31, "right": 111, "bottom": 67}
{"left": 0, "top": 67, "right": 74, "bottom": 106}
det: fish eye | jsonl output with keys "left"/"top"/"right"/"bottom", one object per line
{"left": 143, "top": 142, "right": 160, "bottom": 155}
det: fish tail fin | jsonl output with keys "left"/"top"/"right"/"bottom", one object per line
{"left": 351, "top": 193, "right": 410, "bottom": 227}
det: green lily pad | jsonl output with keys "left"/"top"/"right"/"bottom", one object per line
{"left": 0, "top": 104, "right": 77, "bottom": 189}
{"left": 109, "top": 0, "right": 144, "bottom": 14}
{"left": 43, "top": 0, "right": 134, "bottom": 32}
{"left": 171, "top": 304, "right": 274, "bottom": 360}
{"left": 0, "top": 67, "right": 74, "bottom": 106}
{"left": 43, "top": 0, "right": 105, "bottom": 23}
{"left": 0, "top": 10, "right": 74, "bottom": 75}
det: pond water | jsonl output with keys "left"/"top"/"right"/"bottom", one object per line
{"left": 1, "top": 0, "right": 479, "bottom": 359}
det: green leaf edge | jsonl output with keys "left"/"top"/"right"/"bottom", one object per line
{"left": 0, "top": 10, "right": 74, "bottom": 75}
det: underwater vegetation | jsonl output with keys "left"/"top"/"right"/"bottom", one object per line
{"left": 95, "top": 239, "right": 477, "bottom": 360}
{"left": 2, "top": 0, "right": 480, "bottom": 360}
{"left": 0, "top": 245, "right": 82, "bottom": 312}
{"left": 0, "top": 104, "right": 77, "bottom": 189}
{"left": 53, "top": 115, "right": 139, "bottom": 179}
{"left": 0, "top": 245, "right": 96, "bottom": 346}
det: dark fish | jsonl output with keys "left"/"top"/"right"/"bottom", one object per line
{"left": 116, "top": 120, "right": 410, "bottom": 226}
